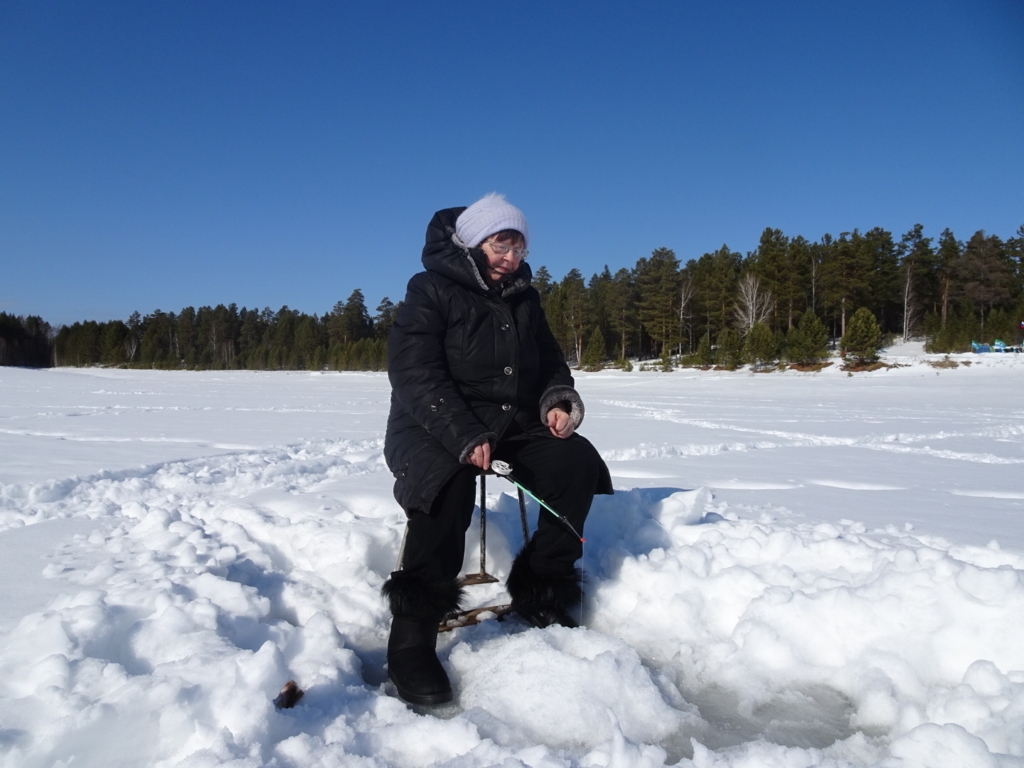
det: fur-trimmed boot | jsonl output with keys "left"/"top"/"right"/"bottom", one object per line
{"left": 506, "top": 547, "right": 583, "bottom": 629}
{"left": 381, "top": 571, "right": 463, "bottom": 705}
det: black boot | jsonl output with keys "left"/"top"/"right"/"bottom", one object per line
{"left": 507, "top": 547, "right": 583, "bottom": 629}
{"left": 386, "top": 617, "right": 452, "bottom": 705}
{"left": 382, "top": 571, "right": 463, "bottom": 705}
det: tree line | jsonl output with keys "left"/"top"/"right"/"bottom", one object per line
{"left": 50, "top": 290, "right": 393, "bottom": 370}
{"left": 4, "top": 222, "right": 1022, "bottom": 371}
{"left": 537, "top": 223, "right": 1024, "bottom": 368}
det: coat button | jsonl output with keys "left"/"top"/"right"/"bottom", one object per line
{"left": 504, "top": 366, "right": 513, "bottom": 375}
{"left": 500, "top": 323, "right": 510, "bottom": 331}
{"left": 502, "top": 403, "right": 511, "bottom": 411}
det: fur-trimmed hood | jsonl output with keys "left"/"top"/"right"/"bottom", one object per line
{"left": 421, "top": 207, "right": 532, "bottom": 299}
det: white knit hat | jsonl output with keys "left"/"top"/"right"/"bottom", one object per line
{"left": 455, "top": 193, "right": 529, "bottom": 248}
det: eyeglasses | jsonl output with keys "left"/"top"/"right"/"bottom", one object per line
{"left": 484, "top": 240, "right": 528, "bottom": 260}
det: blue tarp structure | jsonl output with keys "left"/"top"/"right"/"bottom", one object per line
{"left": 973, "top": 339, "right": 1023, "bottom": 353}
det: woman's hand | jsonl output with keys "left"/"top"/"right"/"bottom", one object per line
{"left": 546, "top": 407, "right": 575, "bottom": 439}
{"left": 467, "top": 441, "right": 491, "bottom": 470}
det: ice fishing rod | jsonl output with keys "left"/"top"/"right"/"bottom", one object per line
{"left": 489, "top": 460, "right": 585, "bottom": 543}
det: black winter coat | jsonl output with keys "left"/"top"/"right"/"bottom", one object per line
{"left": 384, "top": 207, "right": 591, "bottom": 515}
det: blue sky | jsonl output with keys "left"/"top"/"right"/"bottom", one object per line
{"left": 2, "top": 1, "right": 1022, "bottom": 326}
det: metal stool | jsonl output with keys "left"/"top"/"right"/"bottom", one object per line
{"left": 461, "top": 470, "right": 530, "bottom": 584}
{"left": 394, "top": 469, "right": 531, "bottom": 581}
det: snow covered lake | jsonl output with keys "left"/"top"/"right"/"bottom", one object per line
{"left": 2, "top": 350, "right": 1023, "bottom": 767}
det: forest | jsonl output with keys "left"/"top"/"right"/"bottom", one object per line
{"left": 4, "top": 223, "right": 1022, "bottom": 371}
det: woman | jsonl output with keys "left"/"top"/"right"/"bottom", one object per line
{"left": 382, "top": 193, "right": 612, "bottom": 705}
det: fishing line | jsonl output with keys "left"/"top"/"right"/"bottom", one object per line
{"left": 490, "top": 460, "right": 585, "bottom": 543}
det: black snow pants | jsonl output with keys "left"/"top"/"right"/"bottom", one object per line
{"left": 399, "top": 426, "right": 607, "bottom": 583}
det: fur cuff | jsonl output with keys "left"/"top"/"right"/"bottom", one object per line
{"left": 382, "top": 571, "right": 464, "bottom": 621}
{"left": 539, "top": 386, "right": 584, "bottom": 428}
{"left": 506, "top": 547, "right": 583, "bottom": 615}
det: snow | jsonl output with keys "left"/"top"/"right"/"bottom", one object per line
{"left": 1, "top": 352, "right": 1023, "bottom": 767}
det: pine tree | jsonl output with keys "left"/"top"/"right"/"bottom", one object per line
{"left": 327, "top": 300, "right": 346, "bottom": 348}
{"left": 934, "top": 229, "right": 961, "bottom": 329}
{"left": 607, "top": 267, "right": 637, "bottom": 360}
{"left": 861, "top": 227, "right": 901, "bottom": 333}
{"left": 898, "top": 229, "right": 933, "bottom": 325}
{"left": 821, "top": 231, "right": 873, "bottom": 338}
{"left": 1007, "top": 225, "right": 1024, "bottom": 299}
{"left": 374, "top": 297, "right": 398, "bottom": 339}
{"left": 636, "top": 247, "right": 681, "bottom": 355}
{"left": 692, "top": 245, "right": 740, "bottom": 343}
{"left": 237, "top": 308, "right": 267, "bottom": 367}
{"left": 587, "top": 267, "right": 613, "bottom": 360}
{"left": 139, "top": 310, "right": 174, "bottom": 366}
{"left": 532, "top": 265, "right": 554, "bottom": 299}
{"left": 556, "top": 269, "right": 588, "bottom": 364}
{"left": 782, "top": 235, "right": 812, "bottom": 330}
{"left": 743, "top": 322, "right": 777, "bottom": 370}
{"left": 581, "top": 326, "right": 606, "bottom": 371}
{"left": 694, "top": 333, "right": 713, "bottom": 365}
{"left": 840, "top": 307, "right": 881, "bottom": 363}
{"left": 271, "top": 307, "right": 298, "bottom": 369}
{"left": 311, "top": 345, "right": 326, "bottom": 371}
{"left": 655, "top": 346, "right": 670, "bottom": 371}
{"left": 294, "top": 315, "right": 321, "bottom": 369}
{"left": 341, "top": 289, "right": 373, "bottom": 343}
{"left": 748, "top": 227, "right": 788, "bottom": 331}
{"left": 957, "top": 231, "right": 1013, "bottom": 329}
{"left": 175, "top": 307, "right": 196, "bottom": 362}
{"left": 785, "top": 311, "right": 829, "bottom": 364}
{"left": 99, "top": 321, "right": 128, "bottom": 365}
{"left": 714, "top": 328, "right": 742, "bottom": 369}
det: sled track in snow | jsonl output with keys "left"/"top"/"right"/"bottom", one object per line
{"left": 599, "top": 400, "right": 1024, "bottom": 465}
